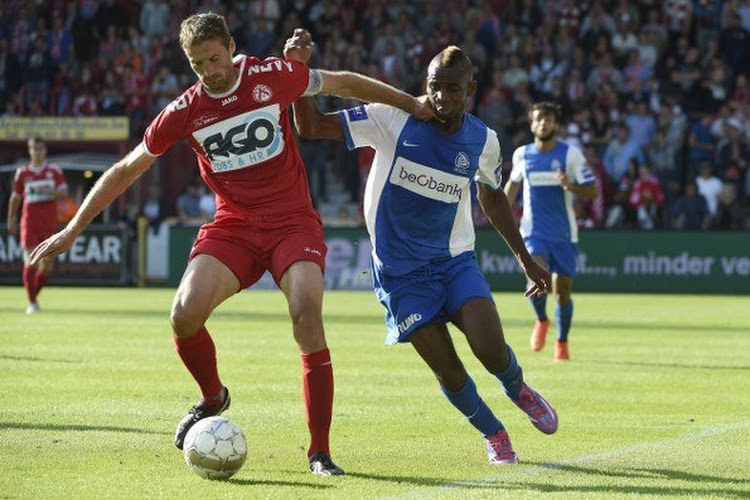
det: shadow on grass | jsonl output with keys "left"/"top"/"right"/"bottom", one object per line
{"left": 524, "top": 463, "right": 750, "bottom": 485}
{"left": 500, "top": 481, "right": 749, "bottom": 498}
{"left": 582, "top": 359, "right": 750, "bottom": 371}
{"left": 0, "top": 421, "right": 169, "bottom": 435}
{"left": 0, "top": 355, "right": 81, "bottom": 364}
{"left": 228, "top": 478, "right": 333, "bottom": 489}
{"left": 346, "top": 471, "right": 490, "bottom": 489}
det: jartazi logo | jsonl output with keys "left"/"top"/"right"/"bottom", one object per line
{"left": 304, "top": 246, "right": 322, "bottom": 256}
{"left": 397, "top": 313, "right": 422, "bottom": 333}
{"left": 221, "top": 95, "right": 237, "bottom": 106}
{"left": 390, "top": 157, "right": 467, "bottom": 203}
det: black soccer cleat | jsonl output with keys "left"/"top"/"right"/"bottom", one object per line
{"left": 309, "top": 452, "right": 346, "bottom": 476}
{"left": 174, "top": 387, "right": 231, "bottom": 450}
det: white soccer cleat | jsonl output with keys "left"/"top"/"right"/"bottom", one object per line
{"left": 25, "top": 302, "right": 40, "bottom": 315}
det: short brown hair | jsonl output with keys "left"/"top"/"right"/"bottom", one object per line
{"left": 528, "top": 101, "right": 562, "bottom": 123}
{"left": 179, "top": 13, "right": 231, "bottom": 51}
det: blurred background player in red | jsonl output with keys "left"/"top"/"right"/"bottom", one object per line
{"left": 7, "top": 137, "right": 68, "bottom": 314}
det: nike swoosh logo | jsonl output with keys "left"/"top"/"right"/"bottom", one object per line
{"left": 402, "top": 141, "right": 420, "bottom": 147}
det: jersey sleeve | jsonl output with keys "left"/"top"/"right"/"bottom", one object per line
{"left": 50, "top": 164, "right": 68, "bottom": 190}
{"left": 509, "top": 146, "right": 526, "bottom": 184}
{"left": 337, "top": 103, "right": 405, "bottom": 151}
{"left": 265, "top": 58, "right": 310, "bottom": 107}
{"left": 143, "top": 95, "right": 190, "bottom": 156}
{"left": 566, "top": 145, "right": 596, "bottom": 185}
{"left": 474, "top": 128, "right": 504, "bottom": 190}
{"left": 12, "top": 168, "right": 24, "bottom": 196}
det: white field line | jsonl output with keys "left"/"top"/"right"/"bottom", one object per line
{"left": 378, "top": 420, "right": 750, "bottom": 500}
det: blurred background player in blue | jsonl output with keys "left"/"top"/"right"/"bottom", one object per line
{"left": 287, "top": 32, "right": 557, "bottom": 464}
{"left": 504, "top": 102, "right": 598, "bottom": 361}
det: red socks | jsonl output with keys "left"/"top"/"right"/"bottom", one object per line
{"left": 302, "top": 348, "right": 334, "bottom": 457}
{"left": 174, "top": 327, "right": 223, "bottom": 402}
{"left": 23, "top": 267, "right": 49, "bottom": 304}
{"left": 34, "top": 272, "right": 47, "bottom": 300}
{"left": 23, "top": 266, "right": 35, "bottom": 303}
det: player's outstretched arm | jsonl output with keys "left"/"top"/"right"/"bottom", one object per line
{"left": 29, "top": 147, "right": 155, "bottom": 266}
{"left": 477, "top": 183, "right": 549, "bottom": 297}
{"left": 283, "top": 28, "right": 433, "bottom": 121}
{"left": 317, "top": 70, "right": 434, "bottom": 121}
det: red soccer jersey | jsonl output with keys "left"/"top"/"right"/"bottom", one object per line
{"left": 143, "top": 55, "right": 316, "bottom": 219}
{"left": 13, "top": 161, "right": 67, "bottom": 233}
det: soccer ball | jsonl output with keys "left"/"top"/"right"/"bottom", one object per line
{"left": 183, "top": 416, "right": 247, "bottom": 480}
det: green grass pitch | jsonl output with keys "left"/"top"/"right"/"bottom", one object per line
{"left": 1, "top": 287, "right": 749, "bottom": 499}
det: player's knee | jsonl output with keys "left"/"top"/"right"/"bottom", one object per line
{"left": 436, "top": 367, "right": 467, "bottom": 393}
{"left": 170, "top": 300, "right": 203, "bottom": 338}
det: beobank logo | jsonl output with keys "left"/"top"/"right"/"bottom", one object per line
{"left": 389, "top": 157, "right": 467, "bottom": 203}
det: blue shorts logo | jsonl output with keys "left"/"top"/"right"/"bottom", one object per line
{"left": 347, "top": 105, "right": 368, "bottom": 122}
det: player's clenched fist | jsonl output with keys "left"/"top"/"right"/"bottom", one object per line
{"left": 284, "top": 28, "right": 313, "bottom": 63}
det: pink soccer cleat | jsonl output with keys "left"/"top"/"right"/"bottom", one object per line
{"left": 511, "top": 384, "right": 558, "bottom": 434}
{"left": 485, "top": 429, "right": 519, "bottom": 464}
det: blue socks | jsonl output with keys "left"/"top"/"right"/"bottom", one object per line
{"left": 530, "top": 294, "right": 548, "bottom": 321}
{"left": 441, "top": 375, "right": 503, "bottom": 437}
{"left": 494, "top": 345, "right": 524, "bottom": 399}
{"left": 555, "top": 300, "right": 573, "bottom": 342}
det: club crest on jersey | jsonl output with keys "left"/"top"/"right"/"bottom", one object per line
{"left": 454, "top": 152, "right": 471, "bottom": 175}
{"left": 252, "top": 84, "right": 273, "bottom": 103}
{"left": 192, "top": 104, "right": 284, "bottom": 173}
{"left": 551, "top": 159, "right": 563, "bottom": 172}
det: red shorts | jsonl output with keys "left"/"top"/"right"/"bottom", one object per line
{"left": 189, "top": 210, "right": 327, "bottom": 290}
{"left": 21, "top": 220, "right": 57, "bottom": 250}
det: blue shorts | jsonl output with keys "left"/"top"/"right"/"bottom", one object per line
{"left": 371, "top": 252, "right": 494, "bottom": 345}
{"left": 524, "top": 236, "right": 578, "bottom": 277}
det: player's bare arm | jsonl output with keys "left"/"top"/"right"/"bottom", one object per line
{"left": 555, "top": 171, "right": 598, "bottom": 199}
{"left": 6, "top": 192, "right": 21, "bottom": 236}
{"left": 504, "top": 180, "right": 521, "bottom": 206}
{"left": 29, "top": 147, "right": 155, "bottom": 266}
{"left": 477, "top": 183, "right": 549, "bottom": 297}
{"left": 284, "top": 28, "right": 434, "bottom": 121}
{"left": 292, "top": 96, "right": 345, "bottom": 140}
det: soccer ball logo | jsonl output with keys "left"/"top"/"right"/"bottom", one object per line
{"left": 183, "top": 416, "right": 247, "bottom": 479}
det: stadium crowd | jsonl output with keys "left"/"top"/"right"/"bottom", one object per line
{"left": 1, "top": 0, "right": 749, "bottom": 230}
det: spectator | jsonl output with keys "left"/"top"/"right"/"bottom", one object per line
{"left": 603, "top": 125, "right": 644, "bottom": 183}
{"left": 712, "top": 183, "right": 746, "bottom": 229}
{"left": 715, "top": 118, "right": 750, "bottom": 188}
{"left": 625, "top": 101, "right": 657, "bottom": 149}
{"left": 151, "top": 66, "right": 179, "bottom": 113}
{"left": 140, "top": 0, "right": 170, "bottom": 39}
{"left": 0, "top": 38, "right": 22, "bottom": 110}
{"left": 199, "top": 189, "right": 216, "bottom": 223}
{"left": 587, "top": 53, "right": 624, "bottom": 94}
{"left": 695, "top": 161, "right": 724, "bottom": 217}
{"left": 719, "top": 12, "right": 750, "bottom": 71}
{"left": 629, "top": 164, "right": 664, "bottom": 229}
{"left": 688, "top": 114, "right": 716, "bottom": 174}
{"left": 672, "top": 181, "right": 710, "bottom": 229}
{"left": 176, "top": 180, "right": 204, "bottom": 226}
{"left": 142, "top": 185, "right": 166, "bottom": 234}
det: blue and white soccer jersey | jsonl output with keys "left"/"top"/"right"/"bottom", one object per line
{"left": 509, "top": 141, "right": 596, "bottom": 277}
{"left": 339, "top": 104, "right": 503, "bottom": 344}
